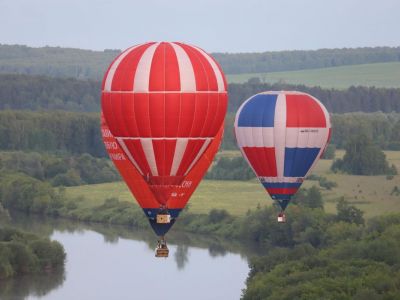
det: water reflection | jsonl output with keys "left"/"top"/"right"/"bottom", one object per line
{"left": 174, "top": 244, "right": 189, "bottom": 270}
{"left": 0, "top": 268, "right": 65, "bottom": 300}
{"left": 6, "top": 212, "right": 262, "bottom": 271}
{"left": 3, "top": 212, "right": 259, "bottom": 300}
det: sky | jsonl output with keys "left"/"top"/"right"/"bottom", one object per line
{"left": 1, "top": 0, "right": 399, "bottom": 53}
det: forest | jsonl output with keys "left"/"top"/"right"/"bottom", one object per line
{"left": 1, "top": 44, "right": 400, "bottom": 79}
{"left": 2, "top": 74, "right": 400, "bottom": 115}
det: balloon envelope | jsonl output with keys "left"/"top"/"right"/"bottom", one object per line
{"left": 234, "top": 91, "right": 331, "bottom": 210}
{"left": 101, "top": 42, "right": 228, "bottom": 235}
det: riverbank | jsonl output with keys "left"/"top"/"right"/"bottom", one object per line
{"left": 0, "top": 227, "right": 65, "bottom": 280}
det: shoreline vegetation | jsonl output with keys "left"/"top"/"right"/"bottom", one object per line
{"left": 0, "top": 226, "right": 66, "bottom": 280}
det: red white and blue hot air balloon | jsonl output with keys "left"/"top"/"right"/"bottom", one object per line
{"left": 101, "top": 42, "right": 228, "bottom": 255}
{"left": 234, "top": 91, "right": 331, "bottom": 221}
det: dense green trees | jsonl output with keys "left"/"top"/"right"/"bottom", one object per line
{"left": 2, "top": 74, "right": 400, "bottom": 115}
{"left": 0, "top": 152, "right": 119, "bottom": 186}
{"left": 205, "top": 156, "right": 255, "bottom": 180}
{"left": 331, "top": 133, "right": 398, "bottom": 175}
{"left": 0, "top": 227, "right": 65, "bottom": 279}
{"left": 0, "top": 74, "right": 100, "bottom": 111}
{"left": 214, "top": 47, "right": 400, "bottom": 74}
{"left": 242, "top": 213, "right": 400, "bottom": 299}
{"left": 228, "top": 82, "right": 400, "bottom": 114}
{"left": 2, "top": 44, "right": 400, "bottom": 79}
{"left": 0, "top": 44, "right": 118, "bottom": 80}
{"left": 0, "top": 110, "right": 105, "bottom": 156}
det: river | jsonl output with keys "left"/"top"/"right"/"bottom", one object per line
{"left": 1, "top": 214, "right": 259, "bottom": 300}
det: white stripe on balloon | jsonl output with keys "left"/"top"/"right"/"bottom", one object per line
{"left": 170, "top": 138, "right": 189, "bottom": 176}
{"left": 140, "top": 138, "right": 159, "bottom": 176}
{"left": 170, "top": 43, "right": 196, "bottom": 92}
{"left": 133, "top": 42, "right": 160, "bottom": 92}
{"left": 103, "top": 44, "right": 140, "bottom": 92}
{"left": 274, "top": 92, "right": 287, "bottom": 179}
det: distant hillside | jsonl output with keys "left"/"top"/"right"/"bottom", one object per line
{"left": 0, "top": 44, "right": 119, "bottom": 80}
{"left": 1, "top": 74, "right": 400, "bottom": 114}
{"left": 213, "top": 47, "right": 400, "bottom": 74}
{"left": 227, "top": 62, "right": 400, "bottom": 89}
{"left": 0, "top": 74, "right": 99, "bottom": 111}
{"left": 1, "top": 44, "right": 400, "bottom": 80}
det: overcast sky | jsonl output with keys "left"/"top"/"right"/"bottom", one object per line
{"left": 1, "top": 0, "right": 399, "bottom": 53}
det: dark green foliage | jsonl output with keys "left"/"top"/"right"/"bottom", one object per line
{"left": 214, "top": 47, "right": 400, "bottom": 74}
{"left": 291, "top": 186, "right": 324, "bottom": 209}
{"left": 321, "top": 144, "right": 335, "bottom": 159}
{"left": 331, "top": 133, "right": 398, "bottom": 175}
{"left": 205, "top": 156, "right": 255, "bottom": 180}
{"left": 0, "top": 44, "right": 118, "bottom": 80}
{"left": 242, "top": 213, "right": 400, "bottom": 300}
{"left": 0, "top": 74, "right": 100, "bottom": 111}
{"left": 391, "top": 186, "right": 400, "bottom": 196}
{"left": 336, "top": 198, "right": 365, "bottom": 225}
{"left": 228, "top": 82, "right": 400, "bottom": 114}
{"left": 0, "top": 111, "right": 105, "bottom": 156}
{"left": 2, "top": 44, "right": 400, "bottom": 79}
{"left": 0, "top": 152, "right": 119, "bottom": 186}
{"left": 330, "top": 112, "right": 400, "bottom": 149}
{"left": 0, "top": 227, "right": 65, "bottom": 279}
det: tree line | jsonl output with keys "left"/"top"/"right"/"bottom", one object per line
{"left": 1, "top": 44, "right": 400, "bottom": 79}
{"left": 228, "top": 81, "right": 400, "bottom": 114}
{"left": 0, "top": 151, "right": 120, "bottom": 186}
{"left": 0, "top": 74, "right": 100, "bottom": 112}
{"left": 2, "top": 74, "right": 400, "bottom": 114}
{"left": 0, "top": 110, "right": 399, "bottom": 161}
{"left": 0, "top": 110, "right": 105, "bottom": 156}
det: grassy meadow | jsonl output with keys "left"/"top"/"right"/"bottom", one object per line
{"left": 227, "top": 62, "right": 400, "bottom": 89}
{"left": 65, "top": 150, "right": 400, "bottom": 218}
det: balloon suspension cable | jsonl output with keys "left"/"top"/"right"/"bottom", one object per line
{"left": 155, "top": 235, "right": 169, "bottom": 258}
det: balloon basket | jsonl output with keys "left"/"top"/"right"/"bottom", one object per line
{"left": 277, "top": 212, "right": 286, "bottom": 223}
{"left": 155, "top": 238, "right": 169, "bottom": 258}
{"left": 156, "top": 212, "right": 171, "bottom": 224}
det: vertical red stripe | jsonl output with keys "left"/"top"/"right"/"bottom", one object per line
{"left": 165, "top": 43, "right": 181, "bottom": 91}
{"left": 149, "top": 93, "right": 165, "bottom": 137}
{"left": 149, "top": 43, "right": 165, "bottom": 91}
{"left": 286, "top": 94, "right": 326, "bottom": 128}
{"left": 178, "top": 93, "right": 196, "bottom": 136}
{"left": 190, "top": 93, "right": 209, "bottom": 136}
{"left": 133, "top": 93, "right": 151, "bottom": 137}
{"left": 122, "top": 93, "right": 139, "bottom": 136}
{"left": 101, "top": 93, "right": 118, "bottom": 134}
{"left": 165, "top": 93, "right": 181, "bottom": 137}
{"left": 110, "top": 93, "right": 130, "bottom": 137}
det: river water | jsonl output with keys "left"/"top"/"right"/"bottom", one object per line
{"left": 1, "top": 215, "right": 258, "bottom": 300}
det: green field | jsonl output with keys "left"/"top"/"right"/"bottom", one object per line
{"left": 66, "top": 150, "right": 400, "bottom": 218}
{"left": 227, "top": 62, "right": 400, "bottom": 89}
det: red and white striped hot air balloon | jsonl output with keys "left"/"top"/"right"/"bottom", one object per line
{"left": 101, "top": 42, "right": 228, "bottom": 243}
